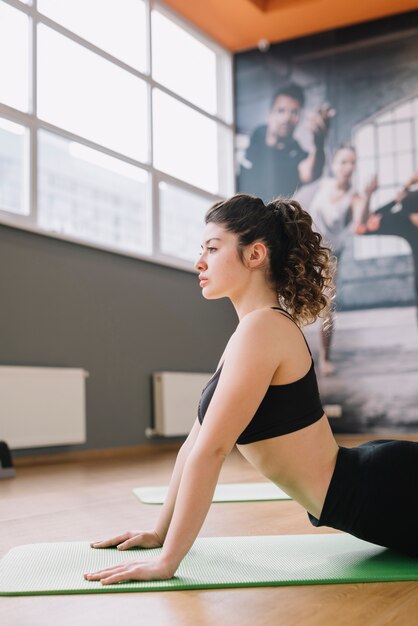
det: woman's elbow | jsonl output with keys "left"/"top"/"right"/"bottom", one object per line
{"left": 190, "top": 441, "right": 232, "bottom": 464}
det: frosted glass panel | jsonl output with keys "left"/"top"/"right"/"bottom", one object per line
{"left": 153, "top": 89, "right": 218, "bottom": 193}
{"left": 354, "top": 124, "right": 374, "bottom": 159}
{"left": 37, "top": 25, "right": 148, "bottom": 162}
{"left": 0, "top": 3, "right": 30, "bottom": 111}
{"left": 152, "top": 10, "right": 217, "bottom": 115}
{"left": 0, "top": 118, "right": 29, "bottom": 215}
{"left": 377, "top": 124, "right": 392, "bottom": 156}
{"left": 38, "top": 130, "right": 151, "bottom": 254}
{"left": 159, "top": 182, "right": 209, "bottom": 261}
{"left": 394, "top": 121, "right": 412, "bottom": 153}
{"left": 396, "top": 153, "right": 413, "bottom": 180}
{"left": 38, "top": 0, "right": 147, "bottom": 72}
{"left": 378, "top": 155, "right": 395, "bottom": 186}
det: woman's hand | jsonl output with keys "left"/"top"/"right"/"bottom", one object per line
{"left": 90, "top": 530, "right": 163, "bottom": 551}
{"left": 84, "top": 558, "right": 175, "bottom": 585}
{"left": 355, "top": 213, "right": 382, "bottom": 235}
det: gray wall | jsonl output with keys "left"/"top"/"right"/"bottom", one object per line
{"left": 0, "top": 224, "right": 236, "bottom": 457}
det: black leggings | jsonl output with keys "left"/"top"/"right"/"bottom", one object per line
{"left": 309, "top": 440, "right": 418, "bottom": 557}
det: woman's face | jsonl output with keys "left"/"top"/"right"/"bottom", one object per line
{"left": 195, "top": 223, "right": 249, "bottom": 300}
{"left": 331, "top": 148, "right": 356, "bottom": 183}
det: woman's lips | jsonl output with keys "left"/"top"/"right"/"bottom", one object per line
{"left": 199, "top": 279, "right": 208, "bottom": 287}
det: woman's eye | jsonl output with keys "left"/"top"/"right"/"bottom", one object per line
{"left": 207, "top": 247, "right": 217, "bottom": 253}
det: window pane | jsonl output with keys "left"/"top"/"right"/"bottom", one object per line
{"left": 152, "top": 10, "right": 217, "bottom": 115}
{"left": 37, "top": 25, "right": 148, "bottom": 163}
{"left": 378, "top": 155, "right": 395, "bottom": 186}
{"left": 38, "top": 130, "right": 151, "bottom": 254}
{"left": 38, "top": 0, "right": 147, "bottom": 73}
{"left": 377, "top": 124, "right": 392, "bottom": 156}
{"left": 153, "top": 90, "right": 218, "bottom": 193}
{"left": 159, "top": 182, "right": 209, "bottom": 262}
{"left": 394, "top": 121, "right": 412, "bottom": 153}
{"left": 355, "top": 157, "right": 376, "bottom": 195}
{"left": 396, "top": 153, "right": 413, "bottom": 181}
{"left": 0, "top": 118, "right": 29, "bottom": 215}
{"left": 354, "top": 124, "right": 374, "bottom": 159}
{"left": 0, "top": 2, "right": 29, "bottom": 111}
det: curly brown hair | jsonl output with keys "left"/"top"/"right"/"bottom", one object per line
{"left": 205, "top": 193, "right": 337, "bottom": 327}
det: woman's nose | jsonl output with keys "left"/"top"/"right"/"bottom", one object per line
{"left": 194, "top": 254, "right": 207, "bottom": 271}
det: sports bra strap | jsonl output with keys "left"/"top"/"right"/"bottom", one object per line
{"left": 271, "top": 307, "right": 312, "bottom": 357}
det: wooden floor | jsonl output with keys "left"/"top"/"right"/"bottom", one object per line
{"left": 1, "top": 437, "right": 418, "bottom": 626}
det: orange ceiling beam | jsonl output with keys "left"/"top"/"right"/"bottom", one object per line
{"left": 161, "top": 0, "right": 418, "bottom": 51}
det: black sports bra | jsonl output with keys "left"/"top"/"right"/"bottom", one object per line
{"left": 197, "top": 307, "right": 324, "bottom": 444}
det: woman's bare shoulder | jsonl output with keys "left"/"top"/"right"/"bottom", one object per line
{"left": 240, "top": 307, "right": 294, "bottom": 329}
{"left": 233, "top": 308, "right": 294, "bottom": 353}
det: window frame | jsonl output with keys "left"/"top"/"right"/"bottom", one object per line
{"left": 0, "top": 0, "right": 234, "bottom": 273}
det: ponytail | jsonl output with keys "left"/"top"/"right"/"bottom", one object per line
{"left": 267, "top": 198, "right": 336, "bottom": 327}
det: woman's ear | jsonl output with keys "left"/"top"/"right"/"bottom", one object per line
{"left": 246, "top": 241, "right": 268, "bottom": 268}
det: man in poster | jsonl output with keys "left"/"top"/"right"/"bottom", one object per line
{"left": 238, "top": 83, "right": 334, "bottom": 202}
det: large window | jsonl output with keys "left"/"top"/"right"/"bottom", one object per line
{"left": 0, "top": 0, "right": 233, "bottom": 271}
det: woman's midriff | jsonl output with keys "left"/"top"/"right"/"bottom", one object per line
{"left": 236, "top": 414, "right": 339, "bottom": 519}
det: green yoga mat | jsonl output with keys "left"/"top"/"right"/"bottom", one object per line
{"left": 1, "top": 534, "right": 418, "bottom": 595}
{"left": 133, "top": 482, "right": 291, "bottom": 504}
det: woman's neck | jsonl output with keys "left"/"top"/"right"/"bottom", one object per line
{"left": 231, "top": 291, "right": 279, "bottom": 321}
{"left": 334, "top": 177, "right": 351, "bottom": 192}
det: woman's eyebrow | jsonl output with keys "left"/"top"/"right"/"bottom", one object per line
{"left": 200, "top": 237, "right": 222, "bottom": 248}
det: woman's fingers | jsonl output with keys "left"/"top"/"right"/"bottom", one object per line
{"left": 84, "top": 561, "right": 148, "bottom": 584}
{"left": 100, "top": 570, "right": 134, "bottom": 585}
{"left": 90, "top": 532, "right": 131, "bottom": 548}
{"left": 116, "top": 538, "right": 135, "bottom": 550}
{"left": 84, "top": 559, "right": 174, "bottom": 585}
{"left": 84, "top": 564, "right": 128, "bottom": 580}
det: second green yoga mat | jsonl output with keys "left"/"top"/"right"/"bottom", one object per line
{"left": 1, "top": 534, "right": 418, "bottom": 595}
{"left": 133, "top": 482, "right": 291, "bottom": 504}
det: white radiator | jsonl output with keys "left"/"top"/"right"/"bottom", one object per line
{"left": 151, "top": 371, "right": 212, "bottom": 437}
{"left": 0, "top": 366, "right": 88, "bottom": 449}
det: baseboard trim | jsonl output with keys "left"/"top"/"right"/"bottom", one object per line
{"left": 13, "top": 442, "right": 183, "bottom": 467}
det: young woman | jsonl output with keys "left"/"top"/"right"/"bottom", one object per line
{"left": 308, "top": 145, "right": 377, "bottom": 375}
{"left": 85, "top": 194, "right": 418, "bottom": 585}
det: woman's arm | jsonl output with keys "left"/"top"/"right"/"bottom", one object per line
{"left": 351, "top": 175, "right": 378, "bottom": 232}
{"left": 89, "top": 418, "right": 201, "bottom": 551}
{"left": 158, "top": 311, "right": 283, "bottom": 574}
{"left": 85, "top": 310, "right": 282, "bottom": 583}
{"left": 298, "top": 106, "right": 335, "bottom": 184}
{"left": 153, "top": 418, "right": 202, "bottom": 544}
